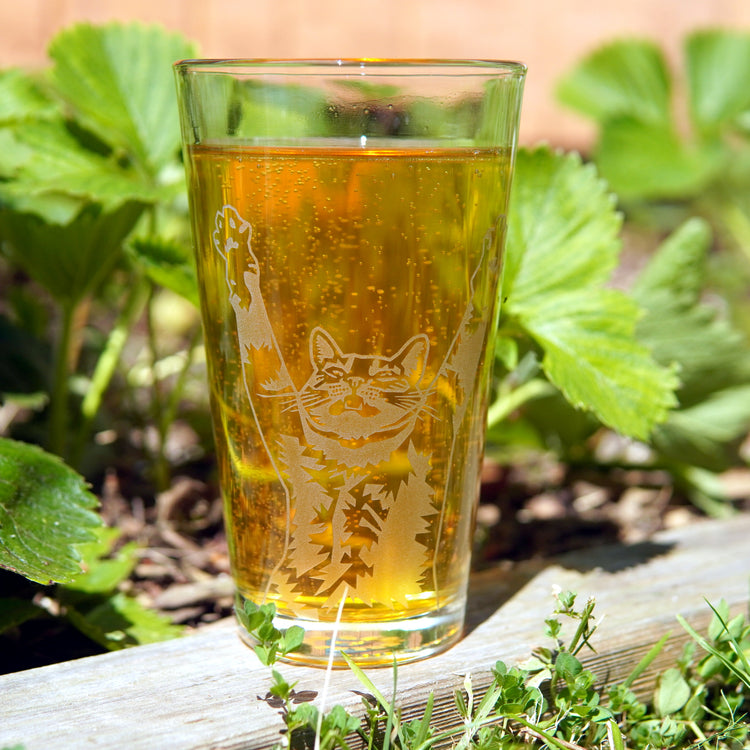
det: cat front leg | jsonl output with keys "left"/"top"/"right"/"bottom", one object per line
{"left": 212, "top": 204, "right": 262, "bottom": 314}
{"left": 209, "top": 204, "right": 277, "bottom": 360}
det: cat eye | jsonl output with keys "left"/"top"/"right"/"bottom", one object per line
{"left": 323, "top": 365, "right": 348, "bottom": 378}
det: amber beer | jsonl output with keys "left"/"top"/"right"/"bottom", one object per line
{"left": 176, "top": 60, "right": 526, "bottom": 667}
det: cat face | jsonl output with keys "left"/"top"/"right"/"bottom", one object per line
{"left": 299, "top": 327, "right": 429, "bottom": 448}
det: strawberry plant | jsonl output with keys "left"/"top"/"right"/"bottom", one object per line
{"left": 0, "top": 22, "right": 198, "bottom": 654}
{"left": 549, "top": 28, "right": 750, "bottom": 513}
{"left": 0, "top": 22, "right": 199, "bottom": 469}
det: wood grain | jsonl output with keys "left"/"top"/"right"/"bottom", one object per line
{"left": 1, "top": 515, "right": 748, "bottom": 749}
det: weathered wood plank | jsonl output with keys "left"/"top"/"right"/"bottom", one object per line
{"left": 1, "top": 515, "right": 748, "bottom": 749}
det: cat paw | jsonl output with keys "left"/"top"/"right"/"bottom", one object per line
{"left": 212, "top": 204, "right": 260, "bottom": 275}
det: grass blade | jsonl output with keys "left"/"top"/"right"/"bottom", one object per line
{"left": 623, "top": 631, "right": 671, "bottom": 689}
{"left": 341, "top": 652, "right": 402, "bottom": 748}
{"left": 704, "top": 598, "right": 750, "bottom": 676}
{"left": 677, "top": 613, "right": 750, "bottom": 690}
{"left": 606, "top": 719, "right": 626, "bottom": 750}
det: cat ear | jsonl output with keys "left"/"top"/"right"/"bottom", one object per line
{"left": 309, "top": 327, "right": 343, "bottom": 366}
{"left": 393, "top": 334, "right": 430, "bottom": 384}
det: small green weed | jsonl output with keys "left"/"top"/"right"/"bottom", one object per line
{"left": 244, "top": 591, "right": 749, "bottom": 749}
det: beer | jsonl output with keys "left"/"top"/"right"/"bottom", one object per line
{"left": 187, "top": 143, "right": 513, "bottom": 664}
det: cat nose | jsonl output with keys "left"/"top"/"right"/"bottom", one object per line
{"left": 347, "top": 377, "right": 364, "bottom": 393}
{"left": 345, "top": 393, "right": 364, "bottom": 409}
{"left": 344, "top": 378, "right": 364, "bottom": 409}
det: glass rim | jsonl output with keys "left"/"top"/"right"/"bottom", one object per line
{"left": 173, "top": 58, "right": 527, "bottom": 78}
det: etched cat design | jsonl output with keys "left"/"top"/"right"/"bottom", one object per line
{"left": 299, "top": 326, "right": 429, "bottom": 466}
{"left": 212, "top": 203, "right": 492, "bottom": 612}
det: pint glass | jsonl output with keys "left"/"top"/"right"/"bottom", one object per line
{"left": 174, "top": 59, "right": 526, "bottom": 666}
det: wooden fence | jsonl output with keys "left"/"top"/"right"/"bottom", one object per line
{"left": 2, "top": 0, "right": 750, "bottom": 149}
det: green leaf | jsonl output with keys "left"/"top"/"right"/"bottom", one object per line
{"left": 556, "top": 39, "right": 672, "bottom": 126}
{"left": 513, "top": 389, "right": 601, "bottom": 456}
{"left": 0, "top": 68, "right": 58, "bottom": 125}
{"left": 503, "top": 147, "right": 622, "bottom": 305}
{"left": 595, "top": 117, "right": 718, "bottom": 200}
{"left": 341, "top": 651, "right": 392, "bottom": 715}
{"left": 48, "top": 22, "right": 197, "bottom": 174}
{"left": 637, "top": 296, "right": 750, "bottom": 406}
{"left": 654, "top": 385, "right": 750, "bottom": 472}
{"left": 494, "top": 335, "right": 519, "bottom": 371}
{"left": 631, "top": 217, "right": 711, "bottom": 304}
{"left": 655, "top": 668, "right": 691, "bottom": 716}
{"left": 0, "top": 185, "right": 83, "bottom": 225}
{"left": 633, "top": 220, "right": 750, "bottom": 469}
{"left": 686, "top": 29, "right": 750, "bottom": 131}
{"left": 606, "top": 719, "right": 626, "bottom": 750}
{"left": 679, "top": 612, "right": 750, "bottom": 690}
{"left": 0, "top": 129, "right": 32, "bottom": 180}
{"left": 623, "top": 632, "right": 671, "bottom": 689}
{"left": 504, "top": 147, "right": 678, "bottom": 439}
{"left": 0, "top": 597, "right": 43, "bottom": 634}
{"left": 127, "top": 236, "right": 199, "bottom": 306}
{"left": 672, "top": 465, "right": 736, "bottom": 518}
{"left": 65, "top": 590, "right": 184, "bottom": 650}
{"left": 706, "top": 599, "right": 732, "bottom": 642}
{"left": 518, "top": 289, "right": 678, "bottom": 440}
{"left": 555, "top": 651, "right": 583, "bottom": 679}
{"left": 0, "top": 437, "right": 101, "bottom": 584}
{"left": 280, "top": 624, "right": 306, "bottom": 654}
{"left": 0, "top": 201, "right": 144, "bottom": 307}
{"left": 65, "top": 526, "right": 138, "bottom": 594}
{"left": 0, "top": 119, "right": 170, "bottom": 213}
{"left": 557, "top": 35, "right": 732, "bottom": 203}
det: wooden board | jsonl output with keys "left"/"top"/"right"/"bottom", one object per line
{"left": 2, "top": 515, "right": 749, "bottom": 749}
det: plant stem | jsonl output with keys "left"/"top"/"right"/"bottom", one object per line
{"left": 567, "top": 597, "right": 597, "bottom": 656}
{"left": 71, "top": 277, "right": 151, "bottom": 468}
{"left": 513, "top": 716, "right": 585, "bottom": 749}
{"left": 49, "top": 301, "right": 77, "bottom": 459}
{"left": 143, "top": 288, "right": 202, "bottom": 493}
{"left": 145, "top": 286, "right": 171, "bottom": 493}
{"left": 160, "top": 322, "right": 202, "bottom": 444}
{"left": 486, "top": 378, "right": 556, "bottom": 428}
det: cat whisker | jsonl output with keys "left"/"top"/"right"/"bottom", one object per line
{"left": 304, "top": 393, "right": 348, "bottom": 409}
{"left": 386, "top": 396, "right": 429, "bottom": 415}
{"left": 414, "top": 402, "right": 438, "bottom": 419}
{"left": 388, "top": 395, "right": 421, "bottom": 408}
{"left": 259, "top": 395, "right": 298, "bottom": 410}
{"left": 258, "top": 392, "right": 302, "bottom": 415}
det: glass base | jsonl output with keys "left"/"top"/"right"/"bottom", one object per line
{"left": 235, "top": 592, "right": 466, "bottom": 668}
